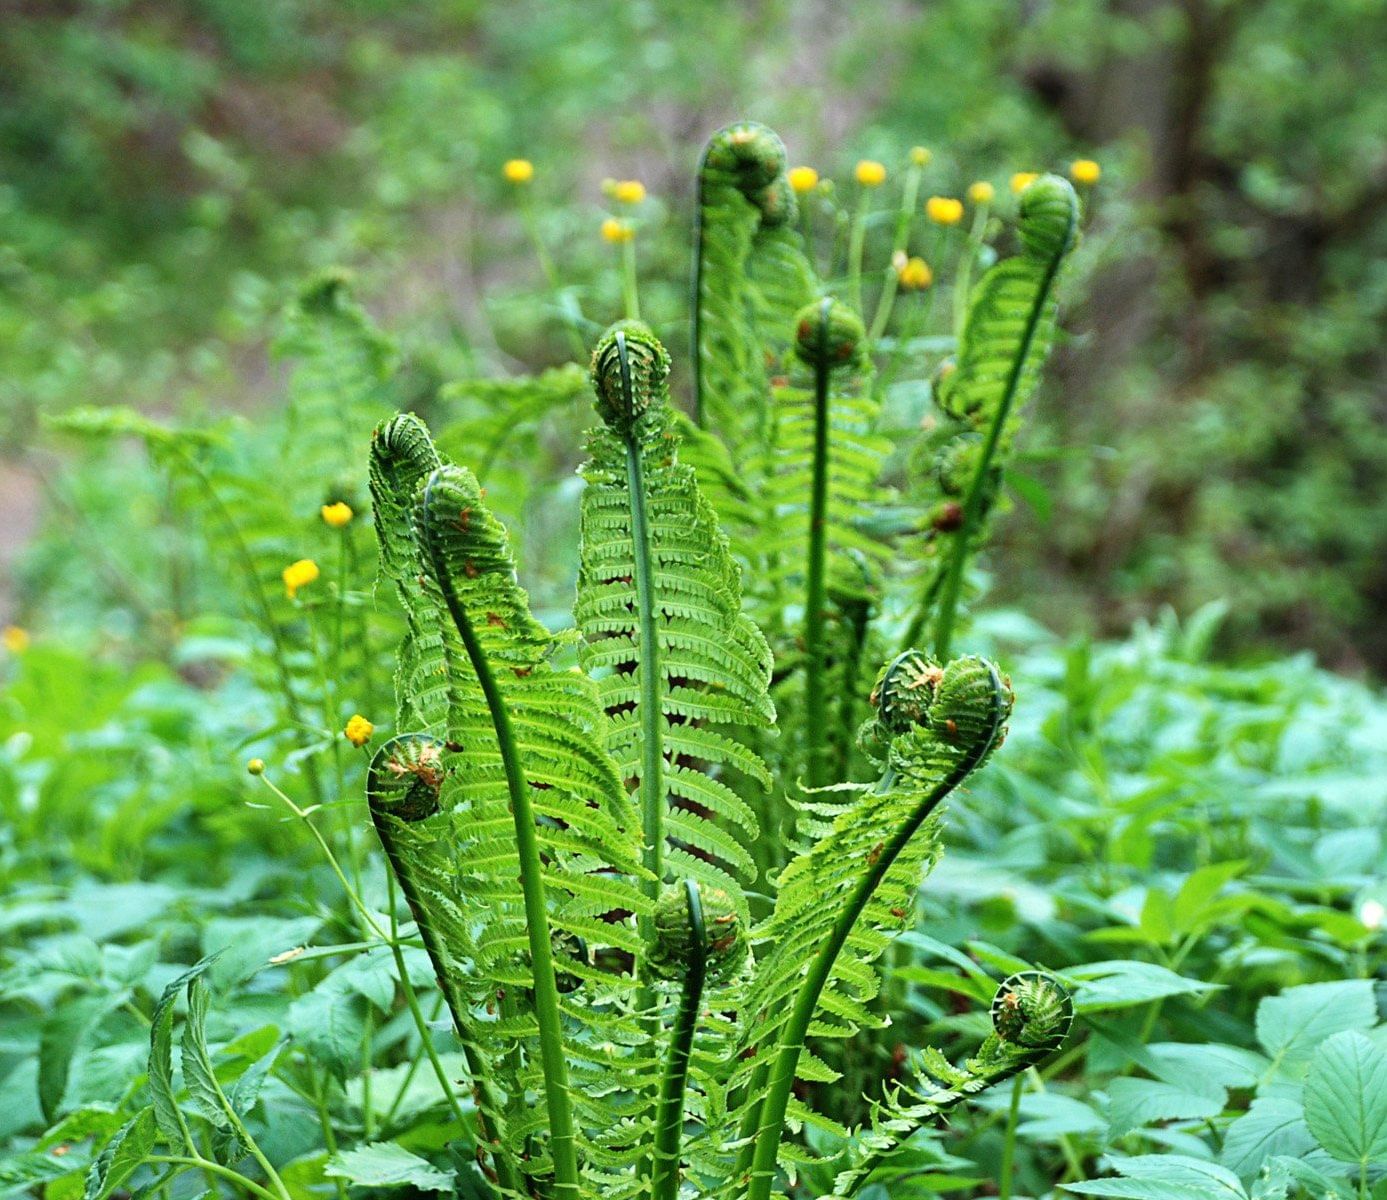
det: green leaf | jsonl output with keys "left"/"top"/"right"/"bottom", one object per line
{"left": 1064, "top": 1153, "right": 1248, "bottom": 1198}
{"left": 1106, "top": 1075, "right": 1227, "bottom": 1139}
{"left": 1066, "top": 960, "right": 1219, "bottom": 1011}
{"left": 1304, "top": 1030, "right": 1387, "bottom": 1166}
{"left": 1219, "top": 1097, "right": 1315, "bottom": 1184}
{"left": 147, "top": 957, "right": 219, "bottom": 1149}
{"left": 83, "top": 1108, "right": 155, "bottom": 1200}
{"left": 179, "top": 977, "right": 229, "bottom": 1129}
{"left": 1256, "top": 980, "right": 1377, "bottom": 1070}
{"left": 1170, "top": 861, "right": 1246, "bottom": 935}
{"left": 39, "top": 993, "right": 123, "bottom": 1123}
{"left": 324, "top": 1144, "right": 453, "bottom": 1191}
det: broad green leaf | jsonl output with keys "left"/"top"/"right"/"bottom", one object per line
{"left": 325, "top": 1143, "right": 453, "bottom": 1191}
{"left": 1066, "top": 960, "right": 1219, "bottom": 1012}
{"left": 1106, "top": 1075, "right": 1227, "bottom": 1139}
{"left": 147, "top": 957, "right": 218, "bottom": 1149}
{"left": 1064, "top": 1153, "right": 1248, "bottom": 1198}
{"left": 1304, "top": 1030, "right": 1387, "bottom": 1166}
{"left": 1256, "top": 980, "right": 1376, "bottom": 1069}
{"left": 83, "top": 1108, "right": 155, "bottom": 1200}
{"left": 1219, "top": 1097, "right": 1315, "bottom": 1183}
{"left": 39, "top": 993, "right": 123, "bottom": 1122}
{"left": 179, "top": 977, "right": 229, "bottom": 1129}
{"left": 1171, "top": 862, "right": 1247, "bottom": 934}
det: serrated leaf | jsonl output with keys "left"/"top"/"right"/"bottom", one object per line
{"left": 83, "top": 1108, "right": 155, "bottom": 1200}
{"left": 147, "top": 957, "right": 219, "bottom": 1149}
{"left": 1304, "top": 1030, "right": 1387, "bottom": 1166}
{"left": 39, "top": 994, "right": 123, "bottom": 1123}
{"left": 1219, "top": 1097, "right": 1315, "bottom": 1183}
{"left": 1256, "top": 980, "right": 1376, "bottom": 1070}
{"left": 1064, "top": 1153, "right": 1248, "bottom": 1198}
{"left": 179, "top": 978, "right": 229, "bottom": 1129}
{"left": 324, "top": 1144, "right": 453, "bottom": 1191}
{"left": 1066, "top": 960, "right": 1219, "bottom": 1011}
{"left": 1107, "top": 1075, "right": 1227, "bottom": 1139}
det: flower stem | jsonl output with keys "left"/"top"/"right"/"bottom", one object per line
{"left": 867, "top": 161, "right": 924, "bottom": 343}
{"left": 801, "top": 298, "right": 833, "bottom": 790}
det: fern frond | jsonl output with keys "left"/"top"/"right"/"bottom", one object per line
{"left": 729, "top": 651, "right": 1014, "bottom": 1200}
{"left": 576, "top": 322, "right": 773, "bottom": 907}
{"left": 368, "top": 416, "right": 654, "bottom": 1196}
{"left": 925, "top": 175, "right": 1080, "bottom": 657}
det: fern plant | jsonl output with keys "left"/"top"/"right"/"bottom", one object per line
{"left": 364, "top": 308, "right": 1071, "bottom": 1197}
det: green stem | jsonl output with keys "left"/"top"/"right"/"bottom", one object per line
{"left": 998, "top": 1073, "right": 1023, "bottom": 1200}
{"left": 931, "top": 239, "right": 1066, "bottom": 661}
{"left": 847, "top": 190, "right": 870, "bottom": 315}
{"left": 621, "top": 237, "right": 641, "bottom": 321}
{"left": 422, "top": 475, "right": 580, "bottom": 1200}
{"left": 867, "top": 162, "right": 924, "bottom": 343}
{"left": 952, "top": 203, "right": 989, "bottom": 334}
{"left": 650, "top": 881, "right": 708, "bottom": 1200}
{"left": 690, "top": 151, "right": 711, "bottom": 426}
{"left": 802, "top": 298, "right": 833, "bottom": 790}
{"left": 146, "top": 1157, "right": 282, "bottom": 1200}
{"left": 521, "top": 196, "right": 587, "bottom": 361}
{"left": 744, "top": 667, "right": 1006, "bottom": 1200}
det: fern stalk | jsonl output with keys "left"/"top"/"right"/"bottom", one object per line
{"left": 419, "top": 473, "right": 580, "bottom": 1200}
{"left": 867, "top": 158, "right": 925, "bottom": 342}
{"left": 650, "top": 880, "right": 708, "bottom": 1200}
{"left": 801, "top": 298, "right": 834, "bottom": 790}
{"left": 930, "top": 242, "right": 1062, "bottom": 660}
{"left": 744, "top": 661, "right": 1007, "bottom": 1200}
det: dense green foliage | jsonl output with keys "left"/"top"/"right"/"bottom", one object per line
{"left": 1, "top": 6, "right": 1386, "bottom": 1199}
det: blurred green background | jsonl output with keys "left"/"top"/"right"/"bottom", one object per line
{"left": 4, "top": 0, "right": 1386, "bottom": 670}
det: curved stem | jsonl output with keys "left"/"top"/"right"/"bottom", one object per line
{"left": 421, "top": 477, "right": 579, "bottom": 1200}
{"left": 744, "top": 666, "right": 1007, "bottom": 1200}
{"left": 801, "top": 298, "right": 833, "bottom": 790}
{"left": 650, "top": 881, "right": 708, "bottom": 1200}
{"left": 931, "top": 246, "right": 1065, "bottom": 661}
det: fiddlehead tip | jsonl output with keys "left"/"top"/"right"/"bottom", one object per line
{"left": 1017, "top": 174, "right": 1080, "bottom": 261}
{"left": 590, "top": 320, "right": 671, "bottom": 436}
{"left": 869, "top": 652, "right": 1015, "bottom": 763}
{"left": 751, "top": 173, "right": 798, "bottom": 229}
{"left": 792, "top": 297, "right": 866, "bottom": 369}
{"left": 990, "top": 971, "right": 1074, "bottom": 1052}
{"left": 366, "top": 734, "right": 446, "bottom": 822}
{"left": 702, "top": 120, "right": 788, "bottom": 198}
{"left": 647, "top": 881, "right": 746, "bottom": 986}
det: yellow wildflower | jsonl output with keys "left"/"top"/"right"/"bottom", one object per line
{"left": 502, "top": 159, "right": 534, "bottom": 184}
{"left": 282, "top": 558, "right": 320, "bottom": 599}
{"left": 2, "top": 626, "right": 29, "bottom": 654}
{"left": 321, "top": 501, "right": 353, "bottom": 528}
{"left": 968, "top": 180, "right": 996, "bottom": 205}
{"left": 855, "top": 160, "right": 886, "bottom": 187}
{"left": 895, "top": 256, "right": 933, "bottom": 291}
{"left": 247, "top": 758, "right": 265, "bottom": 776}
{"left": 1070, "top": 158, "right": 1101, "bottom": 185}
{"left": 601, "top": 218, "right": 634, "bottom": 244}
{"left": 344, "top": 714, "right": 374, "bottom": 748}
{"left": 788, "top": 166, "right": 819, "bottom": 194}
{"left": 925, "top": 196, "right": 964, "bottom": 226}
{"left": 1011, "top": 171, "right": 1040, "bottom": 195}
{"left": 612, "top": 179, "right": 646, "bottom": 205}
{"left": 909, "top": 146, "right": 932, "bottom": 167}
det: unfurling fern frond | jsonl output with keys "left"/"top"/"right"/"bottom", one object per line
{"left": 691, "top": 122, "right": 817, "bottom": 470}
{"left": 922, "top": 174, "right": 1081, "bottom": 657}
{"left": 576, "top": 321, "right": 773, "bottom": 910}
{"left": 727, "top": 650, "right": 1013, "bottom": 1200}
{"left": 368, "top": 417, "right": 652, "bottom": 1198}
{"left": 825, "top": 971, "right": 1074, "bottom": 1199}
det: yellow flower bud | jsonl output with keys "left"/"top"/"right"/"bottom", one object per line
{"left": 1070, "top": 158, "right": 1101, "bottom": 185}
{"left": 601, "top": 218, "right": 635, "bottom": 244}
{"left": 2, "top": 626, "right": 29, "bottom": 654}
{"left": 909, "top": 146, "right": 932, "bottom": 167}
{"left": 855, "top": 160, "right": 887, "bottom": 187}
{"left": 925, "top": 196, "right": 964, "bottom": 226}
{"left": 344, "top": 714, "right": 374, "bottom": 748}
{"left": 1010, "top": 171, "right": 1040, "bottom": 195}
{"left": 321, "top": 501, "right": 353, "bottom": 528}
{"left": 502, "top": 159, "right": 534, "bottom": 184}
{"left": 895, "top": 256, "right": 933, "bottom": 291}
{"left": 282, "top": 558, "right": 320, "bottom": 599}
{"left": 612, "top": 179, "right": 646, "bottom": 205}
{"left": 247, "top": 758, "right": 265, "bottom": 776}
{"left": 968, "top": 180, "right": 996, "bottom": 205}
{"left": 788, "top": 166, "right": 819, "bottom": 194}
